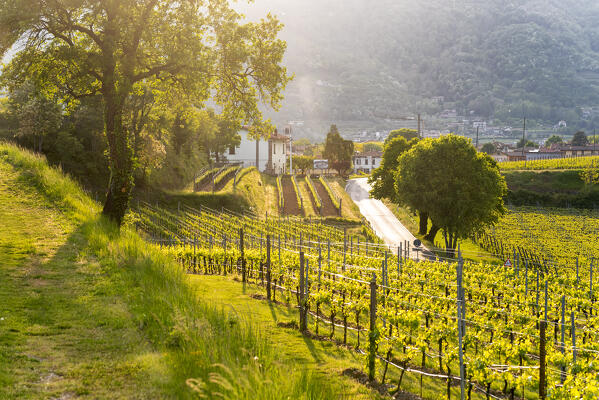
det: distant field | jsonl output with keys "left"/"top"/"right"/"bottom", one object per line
{"left": 500, "top": 156, "right": 599, "bottom": 170}
{"left": 476, "top": 206, "right": 599, "bottom": 270}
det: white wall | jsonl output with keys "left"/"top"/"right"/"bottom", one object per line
{"left": 271, "top": 140, "right": 287, "bottom": 175}
{"left": 226, "top": 129, "right": 269, "bottom": 171}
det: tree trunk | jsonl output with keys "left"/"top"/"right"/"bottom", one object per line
{"left": 425, "top": 224, "right": 440, "bottom": 242}
{"left": 102, "top": 93, "right": 134, "bottom": 226}
{"left": 418, "top": 211, "right": 428, "bottom": 235}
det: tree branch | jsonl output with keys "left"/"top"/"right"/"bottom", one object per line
{"left": 132, "top": 62, "right": 183, "bottom": 82}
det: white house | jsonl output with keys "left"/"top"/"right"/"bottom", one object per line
{"left": 226, "top": 128, "right": 269, "bottom": 171}
{"left": 266, "top": 130, "right": 289, "bottom": 175}
{"left": 353, "top": 151, "right": 382, "bottom": 174}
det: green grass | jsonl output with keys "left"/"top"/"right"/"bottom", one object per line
{"left": 328, "top": 177, "right": 362, "bottom": 221}
{"left": 383, "top": 199, "right": 501, "bottom": 265}
{"left": 134, "top": 168, "right": 279, "bottom": 217}
{"left": 190, "top": 275, "right": 501, "bottom": 400}
{"left": 0, "top": 142, "right": 372, "bottom": 399}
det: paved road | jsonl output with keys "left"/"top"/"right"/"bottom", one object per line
{"left": 346, "top": 178, "right": 426, "bottom": 258}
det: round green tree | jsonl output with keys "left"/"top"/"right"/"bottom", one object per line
{"left": 395, "top": 134, "right": 507, "bottom": 251}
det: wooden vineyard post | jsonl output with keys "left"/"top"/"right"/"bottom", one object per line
{"left": 368, "top": 273, "right": 377, "bottom": 382}
{"left": 267, "top": 235, "right": 272, "bottom": 301}
{"left": 240, "top": 228, "right": 246, "bottom": 283}
{"left": 571, "top": 311, "right": 577, "bottom": 365}
{"left": 299, "top": 251, "right": 307, "bottom": 332}
{"left": 397, "top": 246, "right": 401, "bottom": 276}
{"left": 456, "top": 252, "right": 466, "bottom": 400}
{"left": 318, "top": 246, "right": 322, "bottom": 289}
{"left": 590, "top": 260, "right": 594, "bottom": 315}
{"left": 560, "top": 295, "right": 566, "bottom": 383}
{"left": 539, "top": 319, "right": 547, "bottom": 399}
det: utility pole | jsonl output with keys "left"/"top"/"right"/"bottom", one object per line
{"left": 475, "top": 126, "right": 479, "bottom": 149}
{"left": 522, "top": 116, "right": 527, "bottom": 167}
{"left": 417, "top": 113, "right": 422, "bottom": 138}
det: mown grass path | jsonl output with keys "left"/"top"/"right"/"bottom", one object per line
{"left": 0, "top": 162, "right": 166, "bottom": 399}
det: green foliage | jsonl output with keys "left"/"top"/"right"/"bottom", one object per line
{"left": 395, "top": 134, "right": 507, "bottom": 250}
{"left": 572, "top": 131, "right": 589, "bottom": 146}
{"left": 276, "top": 175, "right": 284, "bottom": 210}
{"left": 580, "top": 160, "right": 599, "bottom": 185}
{"left": 305, "top": 175, "right": 322, "bottom": 211}
{"left": 546, "top": 135, "right": 564, "bottom": 146}
{"left": 1, "top": 0, "right": 291, "bottom": 225}
{"left": 500, "top": 156, "right": 599, "bottom": 171}
{"left": 516, "top": 138, "right": 537, "bottom": 148}
{"left": 291, "top": 175, "right": 303, "bottom": 212}
{"left": 323, "top": 125, "right": 353, "bottom": 176}
{"left": 292, "top": 155, "right": 314, "bottom": 174}
{"left": 362, "top": 142, "right": 383, "bottom": 152}
{"left": 481, "top": 143, "right": 496, "bottom": 154}
{"left": 369, "top": 136, "right": 417, "bottom": 202}
{"left": 386, "top": 129, "right": 418, "bottom": 144}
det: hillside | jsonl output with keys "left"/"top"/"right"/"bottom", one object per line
{"left": 240, "top": 0, "right": 599, "bottom": 134}
{"left": 0, "top": 143, "right": 376, "bottom": 399}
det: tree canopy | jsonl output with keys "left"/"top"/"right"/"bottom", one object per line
{"left": 369, "top": 136, "right": 417, "bottom": 203}
{"left": 292, "top": 155, "right": 314, "bottom": 175}
{"left": 386, "top": 129, "right": 418, "bottom": 145}
{"left": 481, "top": 143, "right": 496, "bottom": 154}
{"left": 395, "top": 135, "right": 507, "bottom": 251}
{"left": 572, "top": 131, "right": 589, "bottom": 146}
{"left": 545, "top": 135, "right": 564, "bottom": 146}
{"left": 0, "top": 0, "right": 291, "bottom": 225}
{"left": 516, "top": 138, "right": 537, "bottom": 149}
{"left": 323, "top": 125, "right": 353, "bottom": 176}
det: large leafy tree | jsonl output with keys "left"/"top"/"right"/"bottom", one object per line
{"left": 545, "top": 135, "right": 563, "bottom": 146}
{"left": 323, "top": 125, "right": 353, "bottom": 176}
{"left": 572, "top": 131, "right": 589, "bottom": 146}
{"left": 0, "top": 0, "right": 291, "bottom": 225}
{"left": 385, "top": 128, "right": 418, "bottom": 145}
{"left": 369, "top": 135, "right": 433, "bottom": 237}
{"left": 395, "top": 135, "right": 507, "bottom": 251}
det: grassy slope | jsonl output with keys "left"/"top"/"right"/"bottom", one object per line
{"left": 0, "top": 143, "right": 366, "bottom": 399}
{"left": 138, "top": 168, "right": 280, "bottom": 217}
{"left": 0, "top": 151, "right": 165, "bottom": 399}
{"left": 328, "top": 177, "right": 362, "bottom": 221}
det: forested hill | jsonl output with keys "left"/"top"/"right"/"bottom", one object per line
{"left": 240, "top": 0, "right": 599, "bottom": 125}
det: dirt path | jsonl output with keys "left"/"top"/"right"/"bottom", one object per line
{"left": 313, "top": 178, "right": 338, "bottom": 216}
{"left": 282, "top": 176, "right": 301, "bottom": 215}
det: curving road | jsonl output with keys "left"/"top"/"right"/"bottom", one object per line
{"left": 346, "top": 178, "right": 427, "bottom": 258}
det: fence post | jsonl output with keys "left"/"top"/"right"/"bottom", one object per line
{"left": 571, "top": 311, "right": 577, "bottom": 365}
{"left": 539, "top": 319, "right": 547, "bottom": 399}
{"left": 457, "top": 253, "right": 466, "bottom": 400}
{"left": 561, "top": 295, "right": 566, "bottom": 383}
{"left": 266, "top": 235, "right": 271, "bottom": 300}
{"left": 368, "top": 273, "right": 377, "bottom": 382}
{"left": 318, "top": 246, "right": 322, "bottom": 288}
{"left": 240, "top": 228, "right": 246, "bottom": 283}
{"left": 299, "top": 251, "right": 307, "bottom": 332}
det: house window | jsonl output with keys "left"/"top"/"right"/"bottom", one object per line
{"left": 365, "top": 158, "right": 369, "bottom": 165}
{"left": 273, "top": 144, "right": 276, "bottom": 155}
{"left": 356, "top": 158, "right": 361, "bottom": 165}
{"left": 229, "top": 146, "right": 235, "bottom": 155}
